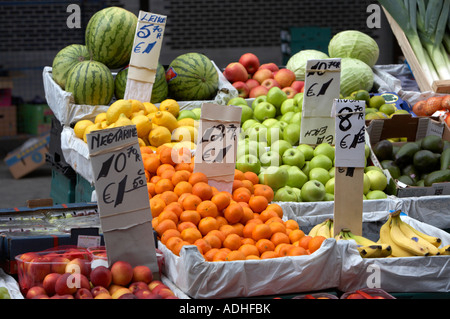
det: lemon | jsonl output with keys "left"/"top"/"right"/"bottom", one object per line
{"left": 354, "top": 90, "right": 370, "bottom": 104}
{"left": 365, "top": 113, "right": 381, "bottom": 120}
{"left": 148, "top": 126, "right": 172, "bottom": 147}
{"left": 131, "top": 110, "right": 145, "bottom": 119}
{"left": 152, "top": 110, "right": 179, "bottom": 132}
{"left": 147, "top": 111, "right": 157, "bottom": 122}
{"left": 74, "top": 120, "right": 94, "bottom": 140}
{"left": 132, "top": 114, "right": 152, "bottom": 138}
{"left": 177, "top": 117, "right": 196, "bottom": 127}
{"left": 100, "top": 121, "right": 109, "bottom": 129}
{"left": 114, "top": 113, "right": 134, "bottom": 127}
{"left": 138, "top": 138, "right": 146, "bottom": 147}
{"left": 159, "top": 99, "right": 180, "bottom": 118}
{"left": 106, "top": 99, "right": 133, "bottom": 124}
{"left": 369, "top": 95, "right": 386, "bottom": 109}
{"left": 143, "top": 102, "right": 159, "bottom": 115}
{"left": 94, "top": 112, "right": 107, "bottom": 124}
{"left": 171, "top": 126, "right": 198, "bottom": 143}
{"left": 174, "top": 140, "right": 197, "bottom": 150}
{"left": 83, "top": 122, "right": 102, "bottom": 143}
{"left": 379, "top": 103, "right": 396, "bottom": 116}
{"left": 129, "top": 99, "right": 146, "bottom": 113}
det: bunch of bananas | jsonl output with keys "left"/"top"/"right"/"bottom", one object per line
{"left": 335, "top": 229, "right": 392, "bottom": 258}
{"left": 309, "top": 218, "right": 334, "bottom": 238}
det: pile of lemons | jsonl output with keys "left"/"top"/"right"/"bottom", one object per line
{"left": 73, "top": 98, "right": 198, "bottom": 151}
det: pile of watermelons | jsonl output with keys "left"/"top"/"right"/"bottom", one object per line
{"left": 373, "top": 135, "right": 450, "bottom": 187}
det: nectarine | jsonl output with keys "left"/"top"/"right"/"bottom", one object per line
{"left": 111, "top": 261, "right": 133, "bottom": 286}
{"left": 90, "top": 265, "right": 112, "bottom": 288}
{"left": 132, "top": 265, "right": 153, "bottom": 284}
{"left": 42, "top": 272, "right": 61, "bottom": 296}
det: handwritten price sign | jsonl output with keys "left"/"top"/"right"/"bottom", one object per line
{"left": 300, "top": 58, "right": 341, "bottom": 145}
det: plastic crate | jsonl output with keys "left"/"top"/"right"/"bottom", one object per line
{"left": 50, "top": 169, "right": 76, "bottom": 205}
{"left": 75, "top": 173, "right": 95, "bottom": 203}
{"left": 17, "top": 103, "right": 53, "bottom": 135}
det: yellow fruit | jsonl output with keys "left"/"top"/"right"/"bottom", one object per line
{"left": 138, "top": 138, "right": 146, "bottom": 147}
{"left": 94, "top": 112, "right": 107, "bottom": 124}
{"left": 143, "top": 102, "right": 159, "bottom": 115}
{"left": 106, "top": 99, "right": 133, "bottom": 124}
{"left": 131, "top": 110, "right": 146, "bottom": 119}
{"left": 159, "top": 99, "right": 180, "bottom": 118}
{"left": 131, "top": 114, "right": 152, "bottom": 138}
{"left": 147, "top": 112, "right": 157, "bottom": 122}
{"left": 74, "top": 120, "right": 94, "bottom": 140}
{"left": 100, "top": 121, "right": 109, "bottom": 129}
{"left": 129, "top": 99, "right": 146, "bottom": 113}
{"left": 171, "top": 126, "right": 198, "bottom": 143}
{"left": 173, "top": 141, "right": 196, "bottom": 150}
{"left": 152, "top": 111, "right": 179, "bottom": 132}
{"left": 177, "top": 118, "right": 196, "bottom": 127}
{"left": 148, "top": 126, "right": 172, "bottom": 147}
{"left": 114, "top": 113, "right": 134, "bottom": 127}
{"left": 83, "top": 122, "right": 102, "bottom": 143}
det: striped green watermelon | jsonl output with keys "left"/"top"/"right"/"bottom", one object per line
{"left": 65, "top": 60, "right": 114, "bottom": 105}
{"left": 114, "top": 63, "right": 168, "bottom": 103}
{"left": 52, "top": 44, "right": 90, "bottom": 89}
{"left": 85, "top": 7, "right": 137, "bottom": 70}
{"left": 166, "top": 53, "right": 219, "bottom": 101}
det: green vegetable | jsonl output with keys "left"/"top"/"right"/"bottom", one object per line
{"left": 339, "top": 58, "right": 374, "bottom": 97}
{"left": 328, "top": 30, "right": 380, "bottom": 67}
{"left": 286, "top": 50, "right": 329, "bottom": 81}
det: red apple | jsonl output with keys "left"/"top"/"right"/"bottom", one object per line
{"left": 42, "top": 273, "right": 61, "bottom": 296}
{"left": 245, "top": 78, "right": 259, "bottom": 92}
{"left": 65, "top": 257, "right": 90, "bottom": 277}
{"left": 151, "top": 283, "right": 169, "bottom": 295}
{"left": 91, "top": 285, "right": 110, "bottom": 297}
{"left": 282, "top": 87, "right": 298, "bottom": 99}
{"left": 239, "top": 53, "right": 260, "bottom": 75}
{"left": 148, "top": 280, "right": 165, "bottom": 292}
{"left": 290, "top": 80, "right": 304, "bottom": 93}
{"left": 252, "top": 68, "right": 273, "bottom": 84}
{"left": 129, "top": 281, "right": 151, "bottom": 294}
{"left": 90, "top": 265, "right": 112, "bottom": 288}
{"left": 134, "top": 290, "right": 163, "bottom": 299}
{"left": 274, "top": 68, "right": 296, "bottom": 88}
{"left": 223, "top": 62, "right": 249, "bottom": 83}
{"left": 75, "top": 287, "right": 93, "bottom": 299}
{"left": 26, "top": 286, "right": 47, "bottom": 299}
{"left": 249, "top": 85, "right": 269, "bottom": 98}
{"left": 55, "top": 272, "right": 89, "bottom": 296}
{"left": 259, "top": 62, "right": 279, "bottom": 73}
{"left": 232, "top": 81, "right": 250, "bottom": 98}
{"left": 261, "top": 78, "right": 280, "bottom": 90}
{"left": 50, "top": 256, "right": 70, "bottom": 274}
{"left": 28, "top": 256, "right": 51, "bottom": 282}
{"left": 132, "top": 265, "right": 153, "bottom": 284}
{"left": 110, "top": 260, "right": 133, "bottom": 286}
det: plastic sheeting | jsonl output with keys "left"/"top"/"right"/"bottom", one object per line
{"left": 0, "top": 268, "right": 23, "bottom": 299}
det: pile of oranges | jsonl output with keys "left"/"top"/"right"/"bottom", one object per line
{"left": 142, "top": 145, "right": 327, "bottom": 262}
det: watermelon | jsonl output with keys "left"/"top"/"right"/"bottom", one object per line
{"left": 114, "top": 63, "right": 168, "bottom": 103}
{"left": 166, "top": 53, "right": 219, "bottom": 101}
{"left": 52, "top": 44, "right": 90, "bottom": 89}
{"left": 65, "top": 60, "right": 114, "bottom": 105}
{"left": 85, "top": 7, "right": 137, "bottom": 70}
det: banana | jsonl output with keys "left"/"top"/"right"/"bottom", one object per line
{"left": 308, "top": 220, "right": 327, "bottom": 237}
{"left": 358, "top": 245, "right": 383, "bottom": 258}
{"left": 378, "top": 244, "right": 393, "bottom": 257}
{"left": 316, "top": 219, "right": 332, "bottom": 238}
{"left": 379, "top": 214, "right": 415, "bottom": 257}
{"left": 345, "top": 230, "right": 378, "bottom": 246}
{"left": 335, "top": 229, "right": 347, "bottom": 241}
{"left": 390, "top": 213, "right": 430, "bottom": 256}
{"left": 399, "top": 220, "right": 442, "bottom": 248}
{"left": 329, "top": 219, "right": 334, "bottom": 238}
{"left": 396, "top": 216, "right": 440, "bottom": 255}
{"left": 439, "top": 245, "right": 450, "bottom": 255}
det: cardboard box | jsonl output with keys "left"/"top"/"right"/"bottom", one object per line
{"left": 0, "top": 105, "right": 17, "bottom": 136}
{"left": 3, "top": 132, "right": 50, "bottom": 179}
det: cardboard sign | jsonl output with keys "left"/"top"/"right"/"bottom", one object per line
{"left": 124, "top": 11, "right": 167, "bottom": 102}
{"left": 300, "top": 58, "right": 341, "bottom": 145}
{"left": 333, "top": 99, "right": 366, "bottom": 236}
{"left": 194, "top": 103, "right": 242, "bottom": 193}
{"left": 87, "top": 125, "right": 159, "bottom": 275}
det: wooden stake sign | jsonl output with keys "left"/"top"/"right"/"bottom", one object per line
{"left": 300, "top": 58, "right": 341, "bottom": 145}
{"left": 86, "top": 125, "right": 159, "bottom": 276}
{"left": 333, "top": 99, "right": 366, "bottom": 236}
{"left": 124, "top": 11, "right": 166, "bottom": 102}
{"left": 194, "top": 103, "right": 242, "bottom": 193}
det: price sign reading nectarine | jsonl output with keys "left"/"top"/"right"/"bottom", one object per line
{"left": 87, "top": 125, "right": 159, "bottom": 275}
{"left": 300, "top": 58, "right": 341, "bottom": 145}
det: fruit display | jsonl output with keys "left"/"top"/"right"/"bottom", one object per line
{"left": 51, "top": 44, "right": 90, "bottom": 90}
{"left": 412, "top": 94, "right": 450, "bottom": 118}
{"left": 340, "top": 288, "right": 395, "bottom": 299}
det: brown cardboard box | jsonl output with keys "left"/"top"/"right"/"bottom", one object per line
{"left": 0, "top": 105, "right": 17, "bottom": 136}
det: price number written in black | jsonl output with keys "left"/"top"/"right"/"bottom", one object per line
{"left": 200, "top": 123, "right": 239, "bottom": 163}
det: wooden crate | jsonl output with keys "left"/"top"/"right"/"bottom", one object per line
{"left": 383, "top": 7, "right": 450, "bottom": 94}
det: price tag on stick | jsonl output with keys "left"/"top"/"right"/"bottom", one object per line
{"left": 194, "top": 103, "right": 242, "bottom": 194}
{"left": 300, "top": 58, "right": 341, "bottom": 145}
{"left": 124, "top": 11, "right": 166, "bottom": 102}
{"left": 333, "top": 99, "right": 366, "bottom": 236}
{"left": 87, "top": 125, "right": 159, "bottom": 276}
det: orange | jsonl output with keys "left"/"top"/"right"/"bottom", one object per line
{"left": 180, "top": 227, "right": 202, "bottom": 244}
{"left": 156, "top": 163, "right": 176, "bottom": 177}
{"left": 181, "top": 194, "right": 202, "bottom": 211}
{"left": 211, "top": 192, "right": 231, "bottom": 212}
{"left": 211, "top": 186, "right": 219, "bottom": 196}
{"left": 264, "top": 216, "right": 284, "bottom": 226}
{"left": 260, "top": 251, "right": 279, "bottom": 259}
{"left": 150, "top": 197, "right": 166, "bottom": 218}
{"left": 160, "top": 229, "right": 181, "bottom": 245}
{"left": 143, "top": 154, "right": 161, "bottom": 174}
{"left": 198, "top": 216, "right": 219, "bottom": 236}
{"left": 157, "top": 210, "right": 178, "bottom": 225}
{"left": 240, "top": 206, "right": 255, "bottom": 225}
{"left": 204, "top": 248, "right": 220, "bottom": 261}
{"left": 231, "top": 223, "right": 244, "bottom": 237}
{"left": 140, "top": 146, "right": 154, "bottom": 155}
{"left": 275, "top": 243, "right": 292, "bottom": 257}
{"left": 150, "top": 175, "right": 161, "bottom": 184}
{"left": 298, "top": 235, "right": 313, "bottom": 250}
{"left": 248, "top": 195, "right": 269, "bottom": 213}
{"left": 244, "top": 171, "right": 259, "bottom": 185}
{"left": 224, "top": 203, "right": 244, "bottom": 224}
{"left": 246, "top": 255, "right": 260, "bottom": 260}
{"left": 238, "top": 244, "right": 260, "bottom": 257}
{"left": 241, "top": 237, "right": 255, "bottom": 245}
{"left": 222, "top": 233, "right": 242, "bottom": 251}
{"left": 271, "top": 232, "right": 290, "bottom": 248}
{"left": 285, "top": 219, "right": 299, "bottom": 231}
{"left": 251, "top": 223, "right": 272, "bottom": 241}
{"left": 172, "top": 170, "right": 191, "bottom": 185}
{"left": 219, "top": 224, "right": 238, "bottom": 237}
{"left": 308, "top": 236, "right": 327, "bottom": 253}
{"left": 243, "top": 221, "right": 259, "bottom": 239}
{"left": 165, "top": 236, "right": 183, "bottom": 252}
{"left": 255, "top": 239, "right": 275, "bottom": 255}
{"left": 174, "top": 147, "right": 192, "bottom": 164}
{"left": 196, "top": 200, "right": 219, "bottom": 218}
{"left": 160, "top": 168, "right": 175, "bottom": 180}
{"left": 207, "top": 229, "right": 226, "bottom": 243}
{"left": 164, "top": 201, "right": 183, "bottom": 217}
{"left": 179, "top": 210, "right": 201, "bottom": 225}
{"left": 288, "top": 229, "right": 305, "bottom": 244}
{"left": 188, "top": 172, "right": 208, "bottom": 185}
{"left": 155, "top": 219, "right": 177, "bottom": 236}
{"left": 147, "top": 182, "right": 156, "bottom": 198}
{"left": 240, "top": 179, "right": 254, "bottom": 193}
{"left": 268, "top": 221, "right": 286, "bottom": 235}
{"left": 156, "top": 144, "right": 170, "bottom": 155}
{"left": 253, "top": 184, "right": 274, "bottom": 202}
{"left": 194, "top": 238, "right": 212, "bottom": 255}
{"left": 232, "top": 187, "right": 251, "bottom": 203}
{"left": 175, "top": 162, "right": 192, "bottom": 172}
{"left": 212, "top": 250, "right": 228, "bottom": 262}
{"left": 215, "top": 216, "right": 228, "bottom": 228}
{"left": 204, "top": 233, "right": 222, "bottom": 249}
{"left": 259, "top": 209, "right": 279, "bottom": 223}
{"left": 173, "top": 181, "right": 193, "bottom": 197}
{"left": 234, "top": 169, "right": 246, "bottom": 180}
{"left": 232, "top": 179, "right": 244, "bottom": 192}
{"left": 159, "top": 147, "right": 176, "bottom": 165}
{"left": 160, "top": 190, "right": 178, "bottom": 205}
{"left": 172, "top": 240, "right": 190, "bottom": 256}
{"left": 154, "top": 178, "right": 174, "bottom": 194}
{"left": 266, "top": 203, "right": 283, "bottom": 218}
{"left": 287, "top": 246, "right": 307, "bottom": 256}
{"left": 177, "top": 221, "right": 197, "bottom": 232}
{"left": 192, "top": 182, "right": 213, "bottom": 201}
{"left": 225, "top": 250, "right": 246, "bottom": 261}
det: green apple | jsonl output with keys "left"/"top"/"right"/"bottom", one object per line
{"left": 301, "top": 180, "right": 326, "bottom": 202}
{"left": 283, "top": 123, "right": 301, "bottom": 146}
{"left": 313, "top": 143, "right": 335, "bottom": 161}
{"left": 328, "top": 167, "right": 335, "bottom": 178}
{"left": 289, "top": 112, "right": 302, "bottom": 124}
{"left": 236, "top": 139, "right": 267, "bottom": 159}
{"left": 324, "top": 193, "right": 334, "bottom": 201}
{"left": 363, "top": 173, "right": 371, "bottom": 195}
{"left": 259, "top": 150, "right": 282, "bottom": 167}
{"left": 242, "top": 119, "right": 260, "bottom": 133}
{"left": 262, "top": 118, "right": 279, "bottom": 128}
{"left": 270, "top": 139, "right": 292, "bottom": 158}
{"left": 251, "top": 95, "right": 267, "bottom": 110}
{"left": 291, "top": 187, "right": 302, "bottom": 201}
{"left": 177, "top": 109, "right": 197, "bottom": 120}
{"left": 297, "top": 144, "right": 314, "bottom": 161}
{"left": 282, "top": 147, "right": 305, "bottom": 169}
{"left": 236, "top": 154, "right": 261, "bottom": 175}
{"left": 227, "top": 96, "right": 248, "bottom": 106}
{"left": 267, "top": 126, "right": 283, "bottom": 146}
{"left": 366, "top": 190, "right": 387, "bottom": 200}
{"left": 293, "top": 92, "right": 304, "bottom": 112}
{"left": 302, "top": 161, "right": 311, "bottom": 176}
{"left": 364, "top": 165, "right": 383, "bottom": 174}
{"left": 191, "top": 108, "right": 201, "bottom": 120}
{"left": 280, "top": 98, "right": 300, "bottom": 115}
{"left": 274, "top": 186, "right": 299, "bottom": 202}
{"left": 286, "top": 165, "right": 308, "bottom": 189}
{"left": 365, "top": 144, "right": 370, "bottom": 160}
{"left": 365, "top": 170, "right": 388, "bottom": 191}
{"left": 308, "top": 167, "right": 331, "bottom": 186}
{"left": 253, "top": 101, "right": 277, "bottom": 121}
{"left": 279, "top": 111, "right": 295, "bottom": 124}
{"left": 261, "top": 166, "right": 289, "bottom": 190}
{"left": 266, "top": 87, "right": 287, "bottom": 109}
{"left": 309, "top": 154, "right": 333, "bottom": 171}
{"left": 325, "top": 177, "right": 335, "bottom": 194}
{"left": 239, "top": 104, "right": 254, "bottom": 123}
{"left": 247, "top": 124, "right": 268, "bottom": 143}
